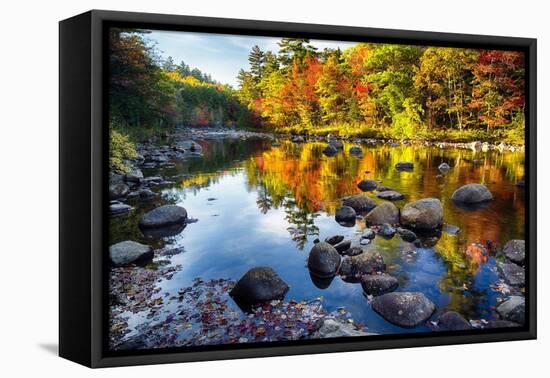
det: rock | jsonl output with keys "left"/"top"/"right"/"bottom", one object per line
{"left": 322, "top": 145, "right": 338, "bottom": 156}
{"left": 372, "top": 292, "right": 435, "bottom": 327}
{"left": 377, "top": 223, "right": 396, "bottom": 238}
{"left": 329, "top": 139, "right": 344, "bottom": 150}
{"left": 344, "top": 246, "right": 364, "bottom": 256}
{"left": 109, "top": 241, "right": 153, "bottom": 267}
{"left": 325, "top": 235, "right": 345, "bottom": 245}
{"left": 109, "top": 182, "right": 130, "bottom": 199}
{"left": 437, "top": 311, "right": 471, "bottom": 331}
{"left": 349, "top": 146, "right": 363, "bottom": 155}
{"left": 308, "top": 242, "right": 341, "bottom": 278}
{"left": 438, "top": 163, "right": 450, "bottom": 173}
{"left": 377, "top": 190, "right": 404, "bottom": 201}
{"left": 313, "top": 238, "right": 320, "bottom": 244}
{"left": 110, "top": 203, "right": 132, "bottom": 215}
{"left": 365, "top": 202, "right": 399, "bottom": 226}
{"left": 357, "top": 179, "right": 378, "bottom": 192}
{"left": 498, "top": 262, "right": 525, "bottom": 286}
{"left": 338, "top": 251, "right": 385, "bottom": 279}
{"left": 361, "top": 228, "right": 376, "bottom": 240}
{"left": 139, "top": 205, "right": 188, "bottom": 228}
{"left": 360, "top": 239, "right": 371, "bottom": 246}
{"left": 376, "top": 186, "right": 394, "bottom": 192}
{"left": 179, "top": 140, "right": 203, "bottom": 153}
{"left": 451, "top": 184, "right": 493, "bottom": 204}
{"left": 333, "top": 239, "right": 352, "bottom": 254}
{"left": 443, "top": 224, "right": 461, "bottom": 235}
{"left": 230, "top": 267, "right": 289, "bottom": 307}
{"left": 395, "top": 161, "right": 414, "bottom": 171}
{"left": 361, "top": 274, "right": 398, "bottom": 296}
{"left": 312, "top": 318, "right": 374, "bottom": 338}
{"left": 496, "top": 296, "right": 525, "bottom": 324}
{"left": 397, "top": 227, "right": 417, "bottom": 242}
{"left": 124, "top": 169, "right": 143, "bottom": 183}
{"left": 400, "top": 198, "right": 443, "bottom": 231}
{"left": 502, "top": 240, "right": 525, "bottom": 265}
{"left": 335, "top": 206, "right": 357, "bottom": 224}
{"left": 342, "top": 195, "right": 376, "bottom": 212}
{"left": 486, "top": 320, "right": 521, "bottom": 329}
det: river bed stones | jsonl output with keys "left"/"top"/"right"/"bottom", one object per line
{"left": 400, "top": 198, "right": 443, "bottom": 231}
{"left": 364, "top": 202, "right": 399, "bottom": 226}
{"left": 230, "top": 267, "right": 289, "bottom": 307}
{"left": 308, "top": 242, "right": 341, "bottom": 278}
{"left": 397, "top": 227, "right": 417, "bottom": 242}
{"left": 377, "top": 190, "right": 404, "bottom": 201}
{"left": 109, "top": 240, "right": 153, "bottom": 267}
{"left": 361, "top": 274, "right": 398, "bottom": 296}
{"left": 339, "top": 251, "right": 385, "bottom": 279}
{"left": 377, "top": 223, "right": 396, "bottom": 238}
{"left": 496, "top": 296, "right": 525, "bottom": 324}
{"left": 438, "top": 162, "right": 450, "bottom": 173}
{"left": 502, "top": 239, "right": 525, "bottom": 265}
{"left": 333, "top": 239, "right": 352, "bottom": 254}
{"left": 110, "top": 202, "right": 132, "bottom": 216}
{"left": 498, "top": 262, "right": 525, "bottom": 286}
{"left": 357, "top": 179, "right": 378, "bottom": 192}
{"left": 325, "top": 235, "right": 344, "bottom": 245}
{"left": 342, "top": 195, "right": 376, "bottom": 212}
{"left": 322, "top": 145, "right": 338, "bottom": 156}
{"left": 109, "top": 182, "right": 130, "bottom": 199}
{"left": 436, "top": 311, "right": 471, "bottom": 331}
{"left": 451, "top": 183, "right": 493, "bottom": 204}
{"left": 349, "top": 146, "right": 363, "bottom": 156}
{"left": 372, "top": 292, "right": 435, "bottom": 327}
{"left": 124, "top": 169, "right": 144, "bottom": 183}
{"left": 139, "top": 205, "right": 188, "bottom": 228}
{"left": 361, "top": 228, "right": 376, "bottom": 240}
{"left": 335, "top": 206, "right": 357, "bottom": 224}
{"left": 395, "top": 161, "right": 414, "bottom": 171}
{"left": 312, "top": 318, "right": 374, "bottom": 338}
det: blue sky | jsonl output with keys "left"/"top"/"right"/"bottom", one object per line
{"left": 146, "top": 30, "right": 357, "bottom": 88}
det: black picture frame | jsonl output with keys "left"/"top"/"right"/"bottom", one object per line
{"left": 59, "top": 9, "right": 537, "bottom": 368}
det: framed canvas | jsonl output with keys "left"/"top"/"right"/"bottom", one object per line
{"left": 59, "top": 10, "right": 537, "bottom": 368}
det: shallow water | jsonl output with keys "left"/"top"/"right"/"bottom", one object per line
{"left": 110, "top": 136, "right": 525, "bottom": 337}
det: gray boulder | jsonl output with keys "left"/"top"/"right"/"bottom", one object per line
{"left": 361, "top": 228, "right": 376, "bottom": 240}
{"left": 110, "top": 203, "right": 132, "bottom": 215}
{"left": 333, "top": 239, "right": 352, "bottom": 254}
{"left": 372, "top": 292, "right": 435, "bottom": 327}
{"left": 325, "top": 235, "right": 344, "bottom": 245}
{"left": 377, "top": 190, "right": 404, "bottom": 201}
{"left": 109, "top": 182, "right": 130, "bottom": 199}
{"left": 377, "top": 223, "right": 396, "bottom": 238}
{"left": 335, "top": 206, "right": 357, "bottom": 224}
{"left": 109, "top": 241, "right": 153, "bottom": 267}
{"left": 451, "top": 184, "right": 493, "bottom": 204}
{"left": 139, "top": 205, "right": 188, "bottom": 228}
{"left": 437, "top": 311, "right": 471, "bottom": 331}
{"left": 357, "top": 179, "right": 378, "bottom": 192}
{"left": 339, "top": 251, "right": 385, "bottom": 278}
{"left": 343, "top": 195, "right": 376, "bottom": 212}
{"left": 365, "top": 202, "right": 399, "bottom": 226}
{"left": 503, "top": 240, "right": 525, "bottom": 265}
{"left": 361, "top": 274, "right": 398, "bottom": 296}
{"left": 230, "top": 267, "right": 289, "bottom": 306}
{"left": 400, "top": 198, "right": 443, "bottom": 231}
{"left": 397, "top": 227, "right": 417, "bottom": 242}
{"left": 498, "top": 262, "right": 525, "bottom": 286}
{"left": 124, "top": 169, "right": 143, "bottom": 183}
{"left": 308, "top": 242, "right": 341, "bottom": 278}
{"left": 496, "top": 296, "right": 525, "bottom": 324}
{"left": 395, "top": 161, "right": 414, "bottom": 171}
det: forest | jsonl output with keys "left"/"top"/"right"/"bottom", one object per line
{"left": 109, "top": 28, "right": 525, "bottom": 171}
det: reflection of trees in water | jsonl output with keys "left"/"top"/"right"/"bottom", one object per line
{"left": 283, "top": 199, "right": 320, "bottom": 250}
{"left": 256, "top": 184, "right": 273, "bottom": 214}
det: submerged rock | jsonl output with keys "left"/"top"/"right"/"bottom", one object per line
{"left": 322, "top": 145, "right": 338, "bottom": 156}
{"left": 339, "top": 251, "right": 385, "bottom": 279}
{"left": 437, "top": 311, "right": 471, "bottom": 331}
{"left": 377, "top": 190, "right": 404, "bottom": 201}
{"left": 397, "top": 227, "right": 417, "bottom": 242}
{"left": 110, "top": 203, "right": 132, "bottom": 216}
{"left": 377, "top": 223, "right": 396, "bottom": 238}
{"left": 139, "top": 205, "right": 188, "bottom": 228}
{"left": 372, "top": 292, "right": 435, "bottom": 327}
{"left": 451, "top": 183, "right": 493, "bottom": 204}
{"left": 498, "top": 262, "right": 525, "bottom": 286}
{"left": 325, "top": 235, "right": 344, "bottom": 245}
{"left": 342, "top": 195, "right": 376, "bottom": 212}
{"left": 361, "top": 228, "right": 376, "bottom": 240}
{"left": 400, "top": 198, "right": 443, "bottom": 231}
{"left": 365, "top": 202, "right": 399, "bottom": 226}
{"left": 230, "top": 267, "right": 289, "bottom": 307}
{"left": 502, "top": 239, "right": 525, "bottom": 265}
{"left": 443, "top": 224, "right": 461, "bottom": 235}
{"left": 361, "top": 274, "right": 398, "bottom": 296}
{"left": 496, "top": 296, "right": 525, "bottom": 324}
{"left": 333, "top": 239, "right": 352, "bottom": 254}
{"left": 312, "top": 318, "right": 374, "bottom": 338}
{"left": 349, "top": 146, "right": 363, "bottom": 156}
{"left": 308, "top": 242, "right": 341, "bottom": 278}
{"left": 335, "top": 206, "right": 357, "bottom": 224}
{"left": 395, "top": 161, "right": 414, "bottom": 171}
{"left": 124, "top": 169, "right": 143, "bottom": 183}
{"left": 329, "top": 139, "right": 344, "bottom": 150}
{"left": 109, "top": 182, "right": 130, "bottom": 199}
{"left": 357, "top": 179, "right": 378, "bottom": 192}
{"left": 109, "top": 240, "right": 153, "bottom": 267}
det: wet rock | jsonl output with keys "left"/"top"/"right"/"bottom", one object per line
{"left": 502, "top": 239, "right": 525, "bottom": 265}
{"left": 485, "top": 320, "right": 521, "bottom": 329}
{"left": 377, "top": 223, "right": 396, "bottom": 238}
{"left": 498, "top": 262, "right": 525, "bottom": 286}
{"left": 395, "top": 161, "right": 414, "bottom": 171}
{"left": 361, "top": 228, "right": 376, "bottom": 240}
{"left": 308, "top": 242, "right": 341, "bottom": 278}
{"left": 333, "top": 239, "right": 352, "bottom": 254}
{"left": 365, "top": 202, "right": 399, "bottom": 226}
{"left": 357, "top": 179, "right": 378, "bottom": 192}
{"left": 344, "top": 246, "right": 364, "bottom": 256}
{"left": 376, "top": 186, "right": 394, "bottom": 192}
{"left": 451, "top": 184, "right": 493, "bottom": 204}
{"left": 349, "top": 146, "right": 363, "bottom": 155}
{"left": 325, "top": 235, "right": 345, "bottom": 245}
{"left": 138, "top": 188, "right": 157, "bottom": 199}
{"left": 339, "top": 251, "right": 385, "bottom": 279}
{"left": 179, "top": 140, "right": 203, "bottom": 153}
{"left": 110, "top": 203, "right": 132, "bottom": 216}
{"left": 109, "top": 241, "right": 153, "bottom": 267}
{"left": 109, "top": 182, "right": 130, "bottom": 199}
{"left": 400, "top": 198, "right": 443, "bottom": 231}
{"left": 322, "top": 145, "right": 338, "bottom": 156}
{"left": 361, "top": 274, "right": 398, "bottom": 296}
{"left": 329, "top": 139, "right": 344, "bottom": 150}
{"left": 443, "top": 224, "right": 461, "bottom": 235}
{"left": 397, "top": 227, "right": 417, "bottom": 242}
{"left": 372, "top": 292, "right": 435, "bottom": 327}
{"left": 124, "top": 169, "right": 143, "bottom": 183}
{"left": 437, "top": 311, "right": 471, "bottom": 331}
{"left": 377, "top": 190, "right": 404, "bottom": 201}
{"left": 335, "top": 206, "right": 357, "bottom": 224}
{"left": 496, "top": 296, "right": 525, "bottom": 324}
{"left": 139, "top": 205, "right": 188, "bottom": 228}
{"left": 438, "top": 163, "right": 450, "bottom": 173}
{"left": 230, "top": 267, "right": 289, "bottom": 307}
{"left": 342, "top": 195, "right": 377, "bottom": 213}
{"left": 312, "top": 318, "right": 374, "bottom": 338}
{"left": 313, "top": 238, "right": 320, "bottom": 244}
{"left": 140, "top": 223, "right": 186, "bottom": 238}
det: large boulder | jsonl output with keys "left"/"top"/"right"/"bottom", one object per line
{"left": 357, "top": 179, "right": 378, "bottom": 192}
{"left": 437, "top": 311, "right": 471, "bottom": 331}
{"left": 372, "top": 292, "right": 435, "bottom": 327}
{"left": 308, "top": 242, "right": 341, "bottom": 278}
{"left": 109, "top": 241, "right": 153, "bottom": 267}
{"left": 451, "top": 184, "right": 493, "bottom": 204}
{"left": 498, "top": 262, "right": 525, "bottom": 286}
{"left": 230, "top": 267, "right": 289, "bottom": 307}
{"left": 496, "top": 296, "right": 525, "bottom": 324}
{"left": 395, "top": 161, "right": 414, "bottom": 171}
{"left": 339, "top": 251, "right": 385, "bottom": 279}
{"left": 361, "top": 274, "right": 398, "bottom": 296}
{"left": 502, "top": 240, "right": 525, "bottom": 265}
{"left": 400, "top": 198, "right": 443, "bottom": 231}
{"left": 139, "top": 205, "right": 188, "bottom": 228}
{"left": 335, "top": 206, "right": 357, "bottom": 224}
{"left": 342, "top": 195, "right": 376, "bottom": 213}
{"left": 365, "top": 202, "right": 399, "bottom": 226}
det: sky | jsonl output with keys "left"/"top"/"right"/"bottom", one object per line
{"left": 146, "top": 30, "right": 357, "bottom": 88}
